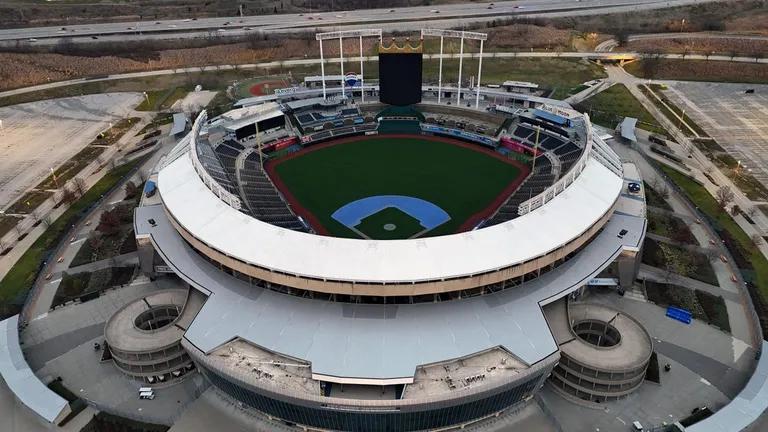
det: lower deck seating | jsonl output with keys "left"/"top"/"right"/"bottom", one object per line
{"left": 239, "top": 153, "right": 305, "bottom": 230}
{"left": 484, "top": 162, "right": 556, "bottom": 227}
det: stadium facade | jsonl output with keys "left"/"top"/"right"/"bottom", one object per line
{"left": 127, "top": 31, "right": 648, "bottom": 431}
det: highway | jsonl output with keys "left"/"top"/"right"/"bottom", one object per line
{"left": 0, "top": 0, "right": 721, "bottom": 46}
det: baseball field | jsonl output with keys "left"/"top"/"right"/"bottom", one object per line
{"left": 267, "top": 135, "right": 529, "bottom": 239}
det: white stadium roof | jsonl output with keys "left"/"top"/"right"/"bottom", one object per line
{"left": 158, "top": 152, "right": 623, "bottom": 283}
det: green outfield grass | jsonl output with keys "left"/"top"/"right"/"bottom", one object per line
{"left": 270, "top": 136, "right": 524, "bottom": 239}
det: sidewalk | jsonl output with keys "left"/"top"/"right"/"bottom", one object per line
{"left": 21, "top": 134, "right": 175, "bottom": 320}
{"left": 610, "top": 141, "right": 755, "bottom": 348}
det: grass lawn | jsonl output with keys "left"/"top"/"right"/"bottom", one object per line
{"left": 647, "top": 211, "right": 697, "bottom": 245}
{"left": 0, "top": 157, "right": 145, "bottom": 308}
{"left": 625, "top": 59, "right": 768, "bottom": 84}
{"left": 575, "top": 84, "right": 666, "bottom": 134}
{"left": 313, "top": 57, "right": 606, "bottom": 100}
{"left": 53, "top": 266, "right": 135, "bottom": 307}
{"left": 645, "top": 280, "right": 730, "bottom": 332}
{"left": 4, "top": 190, "right": 53, "bottom": 215}
{"left": 0, "top": 215, "right": 23, "bottom": 239}
{"left": 660, "top": 165, "right": 768, "bottom": 311}
{"left": 644, "top": 181, "right": 673, "bottom": 210}
{"left": 270, "top": 137, "right": 524, "bottom": 239}
{"left": 640, "top": 84, "right": 709, "bottom": 138}
{"left": 642, "top": 238, "right": 718, "bottom": 285}
{"left": 136, "top": 86, "right": 190, "bottom": 111}
{"left": 422, "top": 57, "right": 606, "bottom": 100}
{"left": 0, "top": 68, "right": 262, "bottom": 108}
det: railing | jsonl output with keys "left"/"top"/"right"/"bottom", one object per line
{"left": 590, "top": 132, "right": 623, "bottom": 177}
{"left": 517, "top": 113, "right": 622, "bottom": 216}
{"left": 188, "top": 110, "right": 243, "bottom": 211}
{"left": 517, "top": 118, "right": 592, "bottom": 215}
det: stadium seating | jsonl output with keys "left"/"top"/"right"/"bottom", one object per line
{"left": 196, "top": 138, "right": 240, "bottom": 197}
{"left": 239, "top": 152, "right": 306, "bottom": 230}
{"left": 484, "top": 159, "right": 557, "bottom": 227}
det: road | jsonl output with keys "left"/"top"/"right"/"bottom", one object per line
{"left": 3, "top": 49, "right": 768, "bottom": 102}
{"left": 0, "top": 0, "right": 721, "bottom": 46}
{"left": 596, "top": 31, "right": 768, "bottom": 52}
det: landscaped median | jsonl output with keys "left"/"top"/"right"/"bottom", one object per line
{"left": 659, "top": 164, "right": 768, "bottom": 330}
{"left": 0, "top": 157, "right": 147, "bottom": 319}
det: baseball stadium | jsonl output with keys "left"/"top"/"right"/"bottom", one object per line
{"left": 124, "top": 29, "right": 648, "bottom": 431}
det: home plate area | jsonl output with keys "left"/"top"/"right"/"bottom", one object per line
{"left": 331, "top": 195, "right": 451, "bottom": 240}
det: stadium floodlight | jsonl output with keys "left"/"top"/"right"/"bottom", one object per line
{"left": 315, "top": 29, "right": 383, "bottom": 102}
{"left": 420, "top": 29, "right": 487, "bottom": 109}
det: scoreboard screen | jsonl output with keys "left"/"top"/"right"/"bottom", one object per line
{"left": 378, "top": 52, "right": 422, "bottom": 106}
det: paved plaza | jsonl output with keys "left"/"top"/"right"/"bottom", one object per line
{"left": 661, "top": 82, "right": 768, "bottom": 187}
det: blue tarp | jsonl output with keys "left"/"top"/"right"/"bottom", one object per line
{"left": 144, "top": 180, "right": 157, "bottom": 195}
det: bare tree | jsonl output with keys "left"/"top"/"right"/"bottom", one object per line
{"left": 124, "top": 181, "right": 138, "bottom": 200}
{"left": 615, "top": 30, "right": 629, "bottom": 47}
{"left": 746, "top": 206, "right": 758, "bottom": 219}
{"left": 41, "top": 215, "right": 53, "bottom": 228}
{"left": 59, "top": 187, "right": 77, "bottom": 206}
{"left": 751, "top": 234, "right": 763, "bottom": 247}
{"left": 72, "top": 177, "right": 87, "bottom": 197}
{"left": 715, "top": 185, "right": 735, "bottom": 211}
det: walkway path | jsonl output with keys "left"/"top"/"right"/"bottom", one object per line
{"left": 20, "top": 135, "right": 174, "bottom": 320}
{"left": 596, "top": 31, "right": 768, "bottom": 52}
{"left": 605, "top": 65, "right": 768, "bottom": 236}
{"left": 639, "top": 264, "right": 740, "bottom": 304}
{"left": 2, "top": 51, "right": 768, "bottom": 101}
{"left": 609, "top": 140, "right": 755, "bottom": 348}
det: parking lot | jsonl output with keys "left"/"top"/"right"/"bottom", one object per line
{"left": 0, "top": 93, "right": 141, "bottom": 209}
{"left": 661, "top": 82, "right": 768, "bottom": 186}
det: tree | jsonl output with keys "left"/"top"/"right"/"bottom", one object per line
{"left": 125, "top": 181, "right": 138, "bottom": 200}
{"left": 72, "top": 177, "right": 87, "bottom": 197}
{"left": 715, "top": 185, "right": 735, "bottom": 211}
{"left": 615, "top": 30, "right": 629, "bottom": 47}
{"left": 59, "top": 188, "right": 77, "bottom": 206}
{"left": 97, "top": 209, "right": 120, "bottom": 236}
{"left": 731, "top": 204, "right": 741, "bottom": 217}
{"left": 751, "top": 234, "right": 763, "bottom": 247}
